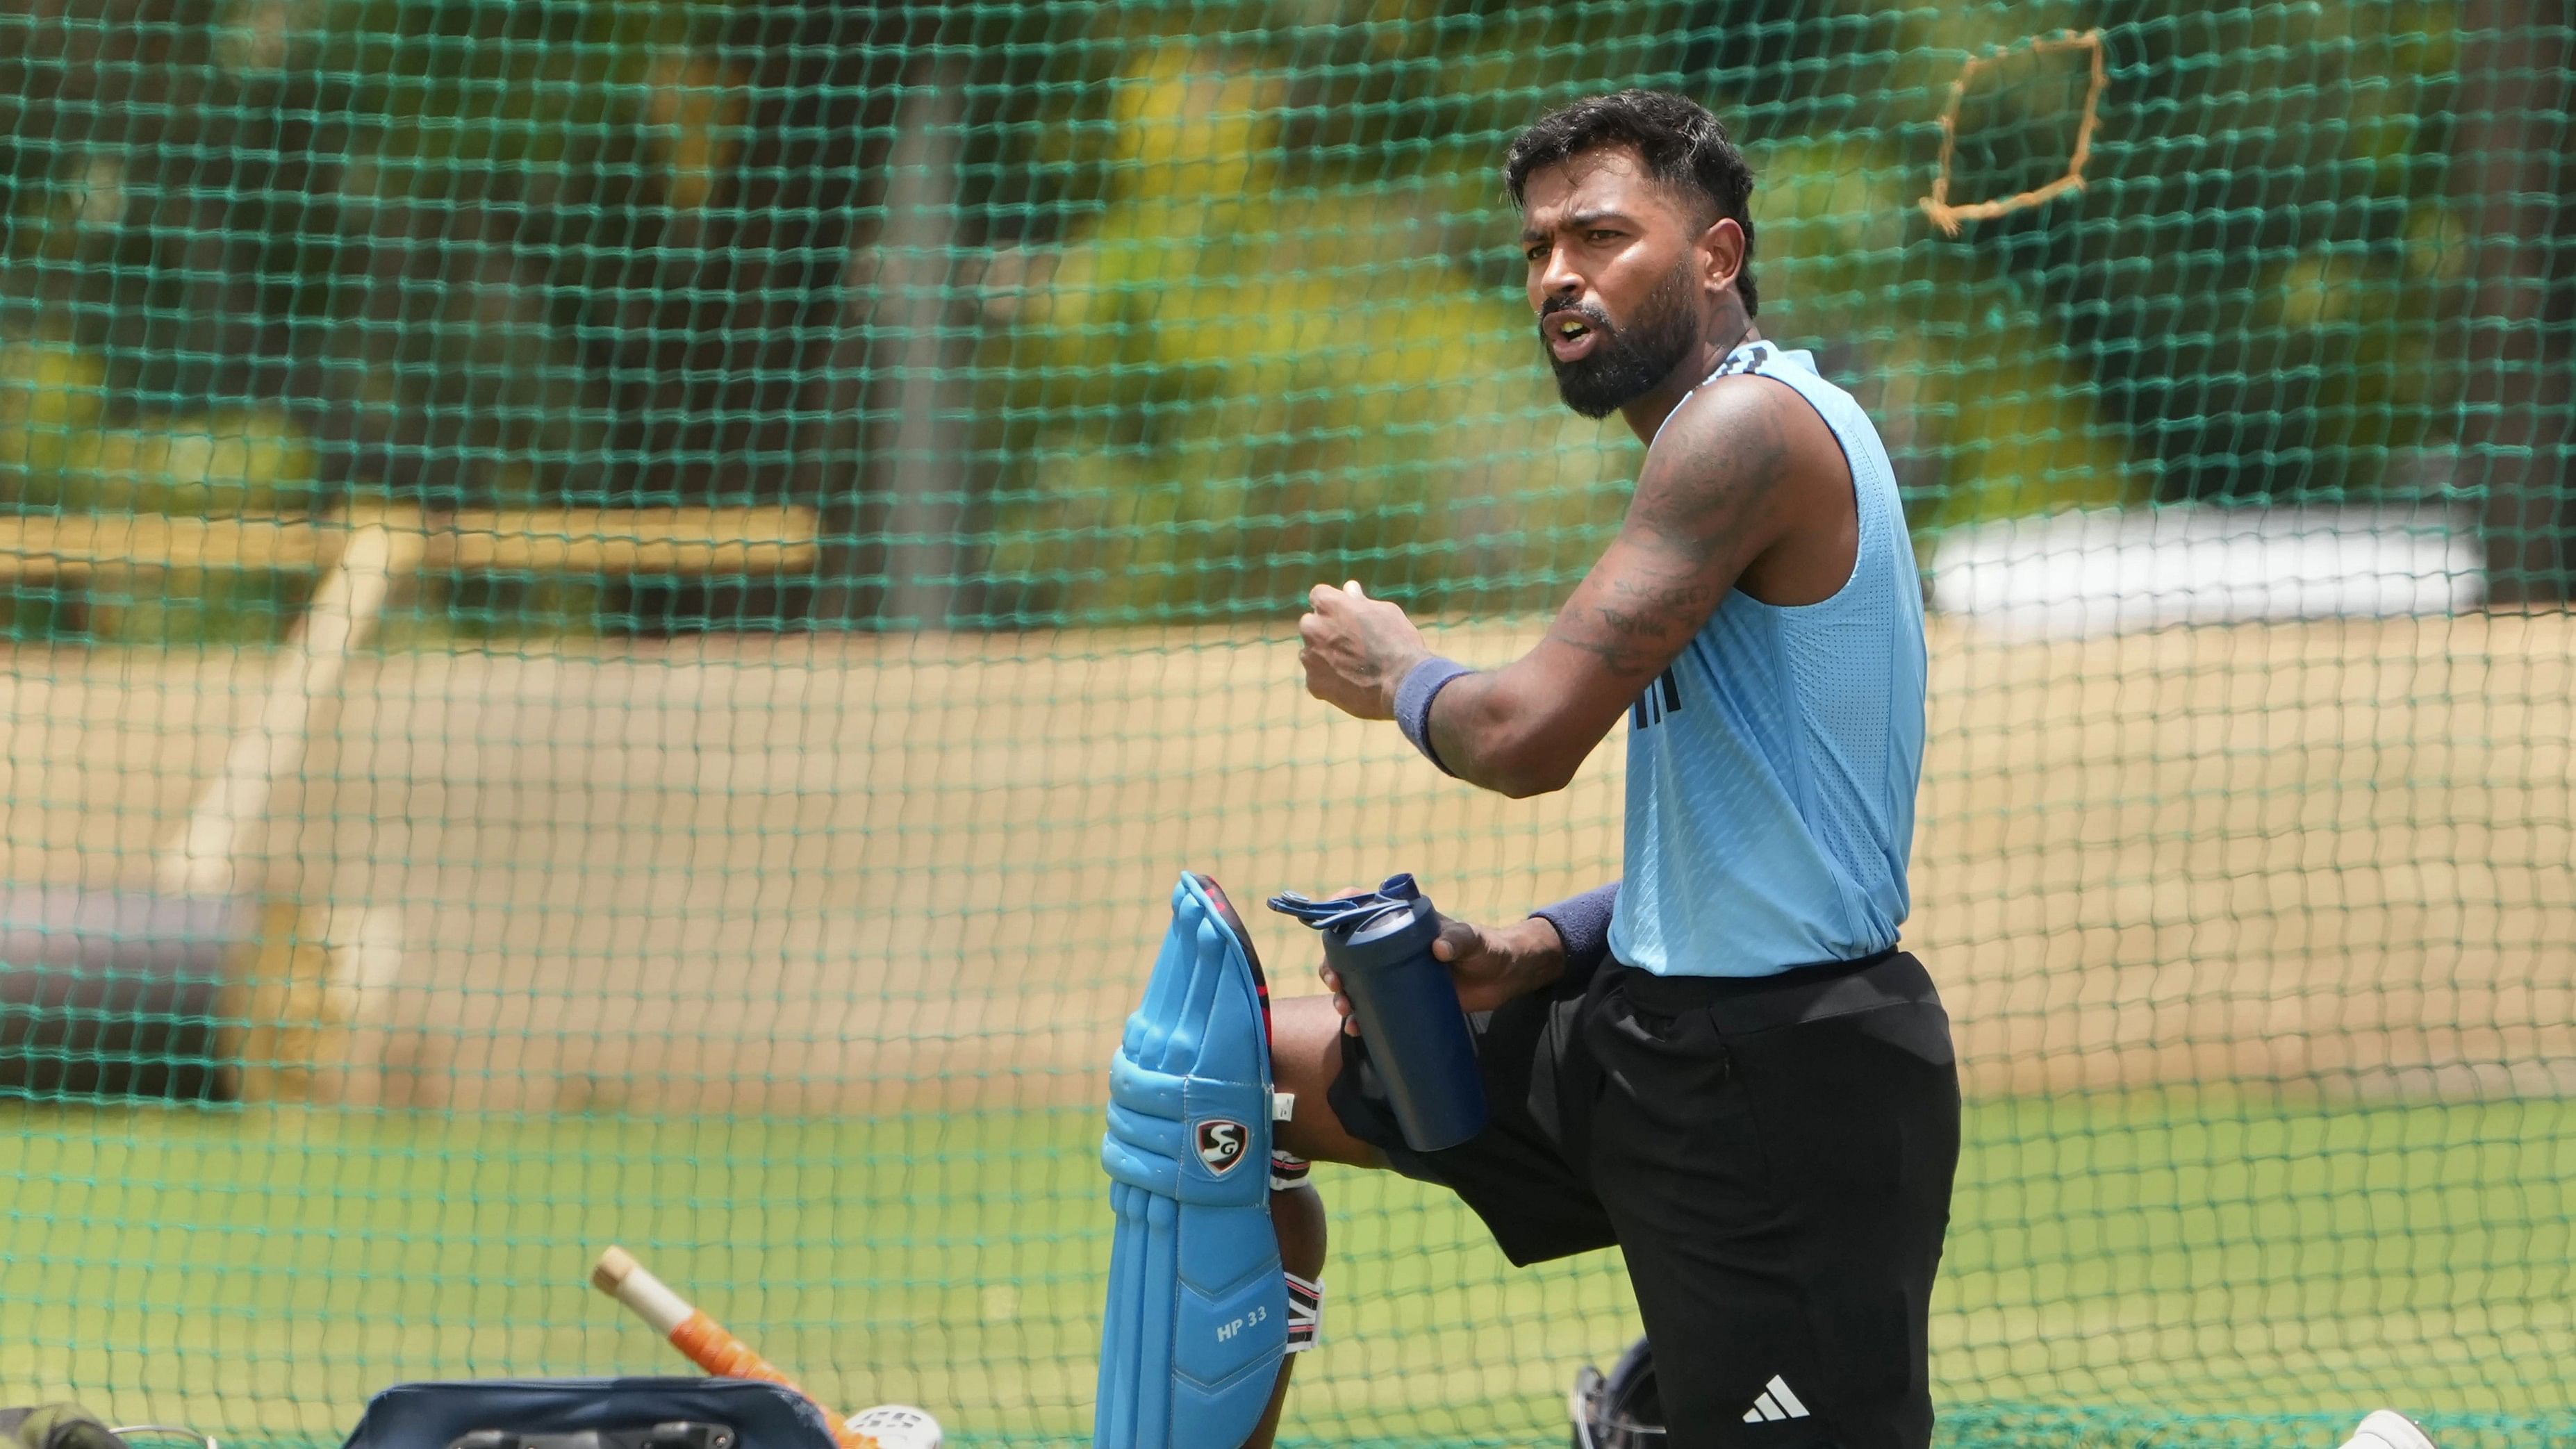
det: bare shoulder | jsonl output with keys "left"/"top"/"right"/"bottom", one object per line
{"left": 1644, "top": 371, "right": 1845, "bottom": 493}
{"left": 1633, "top": 372, "right": 1853, "bottom": 601}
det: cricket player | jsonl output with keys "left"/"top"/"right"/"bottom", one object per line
{"left": 1269, "top": 88, "right": 1959, "bottom": 1448}
{"left": 1096, "top": 87, "right": 2452, "bottom": 1449}
{"left": 1241, "top": 88, "right": 2460, "bottom": 1449}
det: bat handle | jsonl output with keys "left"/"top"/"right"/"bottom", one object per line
{"left": 593, "top": 1247, "right": 877, "bottom": 1449}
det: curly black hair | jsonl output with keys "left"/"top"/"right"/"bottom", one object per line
{"left": 1504, "top": 89, "right": 1758, "bottom": 316}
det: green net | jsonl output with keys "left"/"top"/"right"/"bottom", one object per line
{"left": 3, "top": 1, "right": 2575, "bottom": 1445}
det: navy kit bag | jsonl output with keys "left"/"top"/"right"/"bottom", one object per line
{"left": 341, "top": 1380, "right": 837, "bottom": 1449}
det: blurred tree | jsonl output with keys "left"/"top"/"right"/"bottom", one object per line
{"left": 2450, "top": 0, "right": 2576, "bottom": 603}
{"left": 0, "top": 0, "right": 2527, "bottom": 633}
{"left": 550, "top": 0, "right": 898, "bottom": 630}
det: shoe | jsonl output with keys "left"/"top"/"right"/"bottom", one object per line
{"left": 2341, "top": 1410, "right": 2438, "bottom": 1449}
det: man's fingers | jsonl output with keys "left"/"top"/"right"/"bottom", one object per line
{"left": 1313, "top": 881, "right": 1410, "bottom": 1038}
{"left": 1431, "top": 918, "right": 1485, "bottom": 963}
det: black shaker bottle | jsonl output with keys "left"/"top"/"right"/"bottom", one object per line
{"left": 1267, "top": 874, "right": 1487, "bottom": 1152}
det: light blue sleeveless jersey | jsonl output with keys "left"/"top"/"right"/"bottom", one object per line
{"left": 1606, "top": 340, "right": 1926, "bottom": 977}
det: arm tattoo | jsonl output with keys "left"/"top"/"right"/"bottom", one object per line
{"left": 1544, "top": 395, "right": 1795, "bottom": 683}
{"left": 1627, "top": 401, "right": 1793, "bottom": 561}
{"left": 1414, "top": 386, "right": 1805, "bottom": 795}
{"left": 1608, "top": 572, "right": 1725, "bottom": 613}
{"left": 1547, "top": 631, "right": 1666, "bottom": 677}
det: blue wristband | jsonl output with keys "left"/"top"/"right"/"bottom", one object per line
{"left": 1394, "top": 656, "right": 1473, "bottom": 777}
{"left": 1530, "top": 881, "right": 1621, "bottom": 977}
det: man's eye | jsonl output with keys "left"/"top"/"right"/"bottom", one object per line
{"left": 1587, "top": 230, "right": 1620, "bottom": 243}
{"left": 1526, "top": 245, "right": 1547, "bottom": 262}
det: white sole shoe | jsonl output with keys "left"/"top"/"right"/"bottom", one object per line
{"left": 2341, "top": 1409, "right": 2439, "bottom": 1449}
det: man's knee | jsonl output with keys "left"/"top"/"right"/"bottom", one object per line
{"left": 1271, "top": 995, "right": 1387, "bottom": 1168}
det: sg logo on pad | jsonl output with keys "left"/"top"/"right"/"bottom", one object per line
{"left": 1196, "top": 1118, "right": 1248, "bottom": 1174}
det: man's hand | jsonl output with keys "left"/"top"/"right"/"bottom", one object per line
{"left": 1315, "top": 902, "right": 1567, "bottom": 1037}
{"left": 1298, "top": 581, "right": 1430, "bottom": 720}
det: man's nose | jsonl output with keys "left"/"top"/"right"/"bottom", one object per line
{"left": 1539, "top": 249, "right": 1585, "bottom": 304}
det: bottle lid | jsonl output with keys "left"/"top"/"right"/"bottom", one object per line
{"left": 1266, "top": 873, "right": 1424, "bottom": 938}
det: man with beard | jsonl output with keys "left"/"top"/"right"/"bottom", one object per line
{"left": 1250, "top": 90, "right": 1960, "bottom": 1447}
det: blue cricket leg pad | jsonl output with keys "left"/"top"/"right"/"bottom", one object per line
{"left": 1099, "top": 1179, "right": 1148, "bottom": 1448}
{"left": 1096, "top": 874, "right": 1288, "bottom": 1449}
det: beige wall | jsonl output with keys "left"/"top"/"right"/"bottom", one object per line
{"left": 2, "top": 614, "right": 2568, "bottom": 1111}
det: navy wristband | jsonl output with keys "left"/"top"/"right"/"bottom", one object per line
{"left": 1530, "top": 881, "right": 1621, "bottom": 977}
{"left": 1393, "top": 656, "right": 1474, "bottom": 777}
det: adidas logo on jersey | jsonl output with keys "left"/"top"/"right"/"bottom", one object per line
{"left": 1742, "top": 1375, "right": 1810, "bottom": 1423}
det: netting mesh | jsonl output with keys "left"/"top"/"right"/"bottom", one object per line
{"left": 3, "top": 1, "right": 2574, "bottom": 1445}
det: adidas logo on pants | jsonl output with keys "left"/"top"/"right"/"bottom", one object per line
{"left": 1742, "top": 1376, "right": 1811, "bottom": 1424}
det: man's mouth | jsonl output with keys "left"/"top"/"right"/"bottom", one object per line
{"left": 1546, "top": 312, "right": 1601, "bottom": 362}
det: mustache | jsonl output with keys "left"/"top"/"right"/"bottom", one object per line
{"left": 1537, "top": 296, "right": 1613, "bottom": 337}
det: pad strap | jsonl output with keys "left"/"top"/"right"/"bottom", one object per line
{"left": 1285, "top": 1273, "right": 1323, "bottom": 1355}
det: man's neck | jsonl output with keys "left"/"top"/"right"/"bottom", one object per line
{"left": 1620, "top": 311, "right": 1761, "bottom": 445}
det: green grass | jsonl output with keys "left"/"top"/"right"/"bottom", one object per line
{"left": 3, "top": 1093, "right": 2574, "bottom": 1448}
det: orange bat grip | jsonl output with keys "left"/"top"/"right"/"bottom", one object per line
{"left": 666, "top": 1311, "right": 875, "bottom": 1449}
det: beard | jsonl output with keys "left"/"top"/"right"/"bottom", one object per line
{"left": 1541, "top": 260, "right": 1706, "bottom": 420}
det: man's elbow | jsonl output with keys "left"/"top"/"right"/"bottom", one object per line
{"left": 1488, "top": 767, "right": 1574, "bottom": 800}
{"left": 1476, "top": 736, "right": 1582, "bottom": 799}
{"left": 1443, "top": 690, "right": 1587, "bottom": 797}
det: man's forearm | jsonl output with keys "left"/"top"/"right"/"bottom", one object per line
{"left": 1417, "top": 669, "right": 1576, "bottom": 798}
{"left": 1421, "top": 670, "right": 1509, "bottom": 791}
{"left": 1393, "top": 657, "right": 1543, "bottom": 794}
{"left": 1400, "top": 630, "right": 1651, "bottom": 798}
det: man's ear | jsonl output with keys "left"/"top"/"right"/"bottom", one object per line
{"left": 1698, "top": 215, "right": 1747, "bottom": 297}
